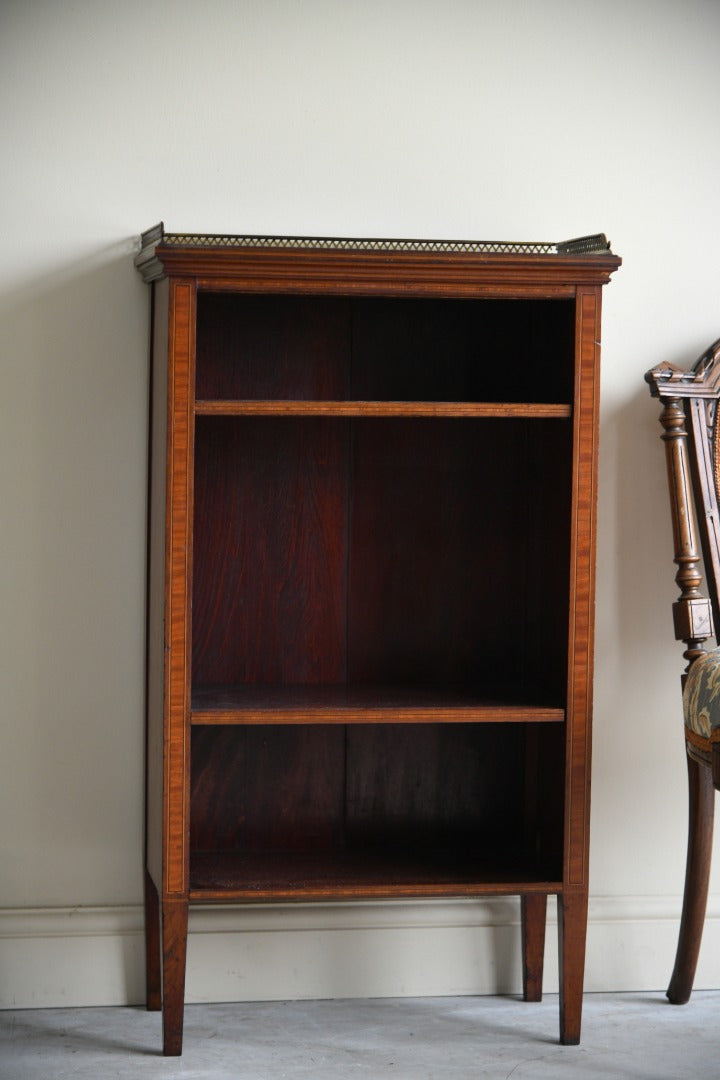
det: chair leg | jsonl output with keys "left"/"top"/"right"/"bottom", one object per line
{"left": 144, "top": 869, "right": 161, "bottom": 1012}
{"left": 557, "top": 890, "right": 588, "bottom": 1045}
{"left": 521, "top": 893, "right": 547, "bottom": 1002}
{"left": 667, "top": 751, "right": 714, "bottom": 1005}
{"left": 161, "top": 897, "right": 189, "bottom": 1056}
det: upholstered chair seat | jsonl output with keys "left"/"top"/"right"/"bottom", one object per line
{"left": 684, "top": 646, "right": 720, "bottom": 744}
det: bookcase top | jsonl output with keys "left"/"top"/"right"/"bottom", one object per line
{"left": 135, "top": 223, "right": 620, "bottom": 286}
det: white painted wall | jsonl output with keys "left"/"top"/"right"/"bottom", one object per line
{"left": 2, "top": 0, "right": 720, "bottom": 1009}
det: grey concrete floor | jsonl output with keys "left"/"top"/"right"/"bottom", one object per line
{"left": 1, "top": 992, "right": 719, "bottom": 1080}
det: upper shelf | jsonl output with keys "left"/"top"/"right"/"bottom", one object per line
{"left": 134, "top": 224, "right": 621, "bottom": 291}
{"left": 194, "top": 400, "right": 571, "bottom": 418}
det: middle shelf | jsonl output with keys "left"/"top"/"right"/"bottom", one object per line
{"left": 190, "top": 684, "right": 565, "bottom": 725}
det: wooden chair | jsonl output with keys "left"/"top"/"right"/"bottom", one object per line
{"left": 646, "top": 337, "right": 720, "bottom": 1003}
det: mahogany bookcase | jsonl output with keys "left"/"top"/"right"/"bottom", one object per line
{"left": 135, "top": 227, "right": 620, "bottom": 1055}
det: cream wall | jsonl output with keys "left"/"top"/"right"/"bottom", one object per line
{"left": 2, "top": 0, "right": 720, "bottom": 1008}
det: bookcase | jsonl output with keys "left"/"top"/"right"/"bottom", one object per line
{"left": 135, "top": 227, "right": 620, "bottom": 1055}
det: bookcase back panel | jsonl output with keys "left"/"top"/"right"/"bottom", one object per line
{"left": 195, "top": 293, "right": 575, "bottom": 405}
{"left": 347, "top": 417, "right": 530, "bottom": 691}
{"left": 192, "top": 416, "right": 349, "bottom": 688}
{"left": 190, "top": 725, "right": 346, "bottom": 852}
{"left": 522, "top": 419, "right": 574, "bottom": 701}
{"left": 350, "top": 298, "right": 575, "bottom": 404}
{"left": 190, "top": 724, "right": 534, "bottom": 854}
{"left": 191, "top": 416, "right": 571, "bottom": 699}
{"left": 344, "top": 724, "right": 525, "bottom": 849}
{"left": 196, "top": 294, "right": 351, "bottom": 401}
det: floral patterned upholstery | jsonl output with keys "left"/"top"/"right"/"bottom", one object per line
{"left": 684, "top": 647, "right": 720, "bottom": 741}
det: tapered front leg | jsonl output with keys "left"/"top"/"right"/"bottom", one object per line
{"left": 667, "top": 752, "right": 714, "bottom": 1004}
{"left": 557, "top": 890, "right": 588, "bottom": 1045}
{"left": 161, "top": 897, "right": 189, "bottom": 1056}
{"left": 521, "top": 893, "right": 547, "bottom": 1002}
{"left": 144, "top": 869, "right": 161, "bottom": 1011}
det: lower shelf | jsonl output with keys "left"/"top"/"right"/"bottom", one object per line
{"left": 189, "top": 849, "right": 562, "bottom": 901}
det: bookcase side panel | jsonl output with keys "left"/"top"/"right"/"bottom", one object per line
{"left": 146, "top": 277, "right": 169, "bottom": 892}
{"left": 565, "top": 287, "right": 603, "bottom": 889}
{"left": 164, "top": 279, "right": 196, "bottom": 898}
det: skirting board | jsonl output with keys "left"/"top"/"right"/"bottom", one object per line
{"left": 1, "top": 896, "right": 719, "bottom": 1010}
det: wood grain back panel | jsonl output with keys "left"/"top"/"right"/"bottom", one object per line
{"left": 192, "top": 416, "right": 349, "bottom": 688}
{"left": 196, "top": 293, "right": 350, "bottom": 401}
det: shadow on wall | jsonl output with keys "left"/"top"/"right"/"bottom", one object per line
{"left": 1, "top": 240, "right": 150, "bottom": 909}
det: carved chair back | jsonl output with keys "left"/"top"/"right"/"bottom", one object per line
{"left": 647, "top": 338, "right": 720, "bottom": 1005}
{"left": 646, "top": 339, "right": 720, "bottom": 679}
